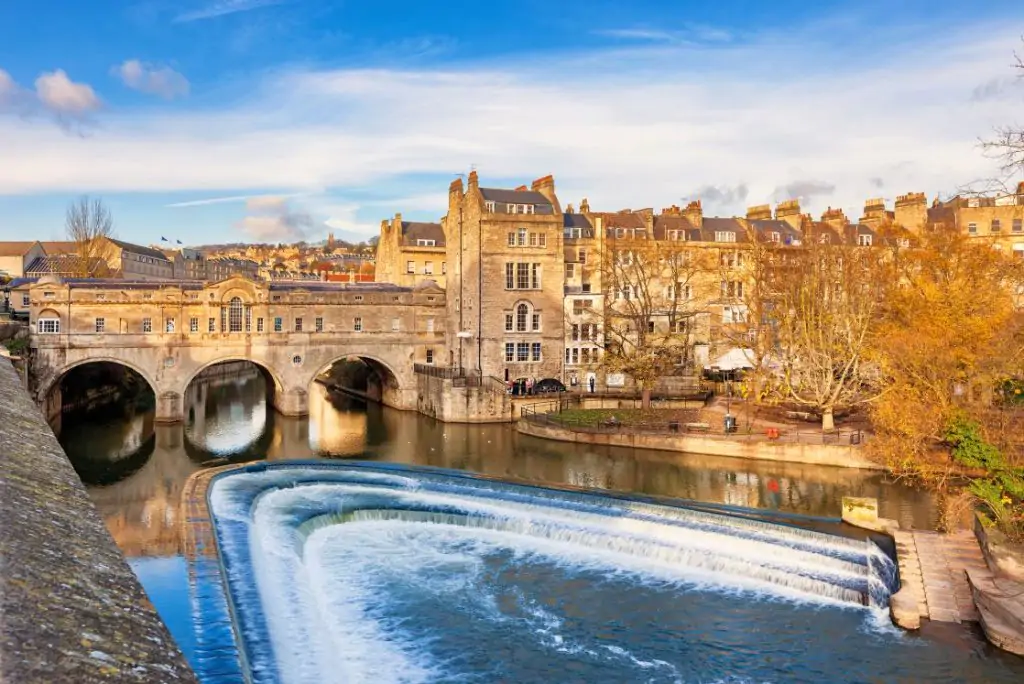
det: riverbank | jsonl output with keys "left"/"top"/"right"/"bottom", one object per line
{"left": 517, "top": 416, "right": 882, "bottom": 470}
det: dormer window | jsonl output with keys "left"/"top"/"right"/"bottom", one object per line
{"left": 564, "top": 227, "right": 583, "bottom": 239}
{"left": 416, "top": 239, "right": 436, "bottom": 246}
{"left": 770, "top": 231, "right": 781, "bottom": 243}
{"left": 715, "top": 231, "right": 736, "bottom": 243}
{"left": 485, "top": 201, "right": 495, "bottom": 212}
{"left": 819, "top": 234, "right": 831, "bottom": 244}
{"left": 667, "top": 230, "right": 686, "bottom": 241}
{"left": 858, "top": 234, "right": 873, "bottom": 246}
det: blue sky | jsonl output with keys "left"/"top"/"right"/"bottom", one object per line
{"left": 1, "top": 0, "right": 1022, "bottom": 246}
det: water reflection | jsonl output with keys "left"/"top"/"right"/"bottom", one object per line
{"left": 60, "top": 365, "right": 939, "bottom": 559}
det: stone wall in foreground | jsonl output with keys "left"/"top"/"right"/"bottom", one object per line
{"left": 0, "top": 358, "right": 196, "bottom": 683}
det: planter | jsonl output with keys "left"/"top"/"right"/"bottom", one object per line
{"left": 975, "top": 512, "right": 1024, "bottom": 582}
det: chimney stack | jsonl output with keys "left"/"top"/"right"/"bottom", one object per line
{"left": 580, "top": 198, "right": 590, "bottom": 214}
{"left": 683, "top": 200, "right": 703, "bottom": 228}
{"left": 662, "top": 204, "right": 682, "bottom": 216}
{"left": 775, "top": 199, "right": 802, "bottom": 231}
{"left": 820, "top": 206, "right": 848, "bottom": 229}
{"left": 531, "top": 174, "right": 561, "bottom": 213}
{"left": 746, "top": 204, "right": 772, "bottom": 221}
{"left": 566, "top": 203, "right": 575, "bottom": 214}
{"left": 894, "top": 192, "right": 927, "bottom": 232}
{"left": 467, "top": 170, "right": 479, "bottom": 191}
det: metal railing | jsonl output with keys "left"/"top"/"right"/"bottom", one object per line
{"left": 520, "top": 405, "right": 866, "bottom": 446}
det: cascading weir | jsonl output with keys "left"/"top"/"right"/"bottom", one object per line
{"left": 204, "top": 462, "right": 899, "bottom": 684}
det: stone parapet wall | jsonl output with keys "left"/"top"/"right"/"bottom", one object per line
{"left": 517, "top": 419, "right": 883, "bottom": 470}
{"left": 0, "top": 358, "right": 196, "bottom": 683}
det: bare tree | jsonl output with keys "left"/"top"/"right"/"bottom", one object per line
{"left": 65, "top": 196, "right": 114, "bottom": 277}
{"left": 597, "top": 233, "right": 715, "bottom": 408}
{"left": 976, "top": 40, "right": 1024, "bottom": 193}
{"left": 771, "top": 231, "right": 887, "bottom": 431}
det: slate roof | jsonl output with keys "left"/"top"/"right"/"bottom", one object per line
{"left": 479, "top": 187, "right": 552, "bottom": 206}
{"left": 652, "top": 214, "right": 697, "bottom": 240}
{"left": 25, "top": 255, "right": 107, "bottom": 276}
{"left": 401, "top": 221, "right": 446, "bottom": 247}
{"left": 39, "top": 241, "right": 77, "bottom": 255}
{"left": 749, "top": 219, "right": 802, "bottom": 244}
{"left": 596, "top": 211, "right": 648, "bottom": 232}
{"left": 108, "top": 238, "right": 172, "bottom": 262}
{"left": 0, "top": 241, "right": 40, "bottom": 257}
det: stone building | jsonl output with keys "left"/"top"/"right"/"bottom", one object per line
{"left": 0, "top": 241, "right": 46, "bottom": 279}
{"left": 375, "top": 215, "right": 447, "bottom": 288}
{"left": 98, "top": 238, "right": 175, "bottom": 280}
{"left": 443, "top": 172, "right": 565, "bottom": 383}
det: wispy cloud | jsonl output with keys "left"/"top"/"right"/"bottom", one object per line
{"left": 175, "top": 0, "right": 287, "bottom": 23}
{"left": 595, "top": 22, "right": 731, "bottom": 45}
{"left": 0, "top": 68, "right": 100, "bottom": 131}
{"left": 115, "top": 60, "right": 189, "bottom": 99}
{"left": 166, "top": 191, "right": 311, "bottom": 207}
{"left": 1, "top": 18, "right": 1020, "bottom": 223}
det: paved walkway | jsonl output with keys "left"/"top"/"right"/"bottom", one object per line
{"left": 893, "top": 529, "right": 991, "bottom": 623}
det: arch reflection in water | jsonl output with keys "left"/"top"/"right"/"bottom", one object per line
{"left": 184, "top": 361, "right": 270, "bottom": 457}
{"left": 203, "top": 463, "right": 1024, "bottom": 684}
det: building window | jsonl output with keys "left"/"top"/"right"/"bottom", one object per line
{"left": 245, "top": 307, "right": 252, "bottom": 332}
{"left": 441, "top": 262, "right": 446, "bottom": 274}
{"left": 94, "top": 317, "right": 105, "bottom": 333}
{"left": 166, "top": 318, "right": 175, "bottom": 333}
{"left": 257, "top": 317, "right": 265, "bottom": 333}
{"left": 517, "top": 229, "right": 527, "bottom": 246}
{"left": 190, "top": 317, "right": 199, "bottom": 333}
{"left": 295, "top": 317, "right": 303, "bottom": 332}
{"left": 424, "top": 262, "right": 434, "bottom": 275}
{"left": 426, "top": 318, "right": 435, "bottom": 333}
{"left": 968, "top": 222, "right": 978, "bottom": 234}
{"left": 227, "top": 297, "right": 243, "bottom": 332}
{"left": 43, "top": 291, "right": 54, "bottom": 299}
{"left": 531, "top": 342, "right": 542, "bottom": 361}
{"left": 425, "top": 348, "right": 434, "bottom": 364}
{"left": 858, "top": 234, "right": 873, "bottom": 246}
{"left": 507, "top": 232, "right": 516, "bottom": 247}
{"left": 503, "top": 263, "right": 540, "bottom": 290}
{"left": 391, "top": 318, "right": 400, "bottom": 331}
{"left": 505, "top": 343, "right": 515, "bottom": 362}
{"left": 565, "top": 263, "right": 575, "bottom": 278}
{"left": 38, "top": 318, "right": 60, "bottom": 334}
{"left": 506, "top": 263, "right": 514, "bottom": 289}
{"left": 315, "top": 317, "right": 323, "bottom": 332}
{"left": 532, "top": 313, "right": 540, "bottom": 331}
{"left": 770, "top": 231, "right": 781, "bottom": 243}
{"left": 417, "top": 239, "right": 436, "bottom": 246}
{"left": 578, "top": 248, "right": 587, "bottom": 264}
{"left": 992, "top": 219, "right": 1002, "bottom": 232}
{"left": 208, "top": 317, "right": 216, "bottom": 332}
{"left": 516, "top": 342, "right": 529, "bottom": 362}
{"left": 406, "top": 261, "right": 415, "bottom": 274}
{"left": 143, "top": 317, "right": 152, "bottom": 333}
{"left": 715, "top": 231, "right": 737, "bottom": 243}
{"left": 354, "top": 317, "right": 363, "bottom": 332}
{"left": 485, "top": 201, "right": 495, "bottom": 212}
{"left": 573, "top": 299, "right": 593, "bottom": 314}
{"left": 529, "top": 232, "right": 538, "bottom": 247}
{"left": 21, "top": 294, "right": 29, "bottom": 307}
{"left": 505, "top": 314, "right": 514, "bottom": 332}
{"left": 516, "top": 304, "right": 528, "bottom": 331}
{"left": 721, "top": 281, "right": 743, "bottom": 299}
{"left": 274, "top": 317, "right": 283, "bottom": 332}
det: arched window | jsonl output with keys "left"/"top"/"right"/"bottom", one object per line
{"left": 228, "top": 297, "right": 244, "bottom": 332}
{"left": 516, "top": 303, "right": 529, "bottom": 331}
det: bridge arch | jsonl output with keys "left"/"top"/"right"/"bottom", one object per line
{"left": 39, "top": 356, "right": 160, "bottom": 408}
{"left": 182, "top": 357, "right": 286, "bottom": 397}
{"left": 310, "top": 352, "right": 409, "bottom": 408}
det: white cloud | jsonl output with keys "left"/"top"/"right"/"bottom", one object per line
{"left": 1, "top": 21, "right": 1021, "bottom": 226}
{"left": 175, "top": 0, "right": 287, "bottom": 23}
{"left": 33, "top": 70, "right": 100, "bottom": 116}
{"left": 116, "top": 60, "right": 189, "bottom": 99}
{"left": 235, "top": 196, "right": 314, "bottom": 241}
{"left": 0, "top": 69, "right": 17, "bottom": 106}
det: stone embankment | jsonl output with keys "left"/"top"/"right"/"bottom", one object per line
{"left": 517, "top": 418, "right": 881, "bottom": 469}
{"left": 0, "top": 358, "right": 196, "bottom": 683}
{"left": 842, "top": 496, "right": 1024, "bottom": 655}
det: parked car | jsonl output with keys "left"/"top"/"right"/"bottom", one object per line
{"left": 534, "top": 378, "right": 567, "bottom": 394}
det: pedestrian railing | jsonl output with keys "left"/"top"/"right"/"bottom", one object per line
{"left": 520, "top": 409, "right": 867, "bottom": 446}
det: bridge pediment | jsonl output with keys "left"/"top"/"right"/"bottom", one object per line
{"left": 205, "top": 275, "right": 268, "bottom": 302}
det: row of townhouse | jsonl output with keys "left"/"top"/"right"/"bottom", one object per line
{"left": 374, "top": 174, "right": 1022, "bottom": 391}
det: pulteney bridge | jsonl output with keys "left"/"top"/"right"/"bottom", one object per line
{"left": 26, "top": 274, "right": 447, "bottom": 422}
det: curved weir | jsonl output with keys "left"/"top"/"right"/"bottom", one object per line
{"left": 204, "top": 462, "right": 902, "bottom": 684}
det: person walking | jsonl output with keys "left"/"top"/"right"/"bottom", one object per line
{"left": 589, "top": 375, "right": 595, "bottom": 393}
{"left": 526, "top": 377, "right": 534, "bottom": 395}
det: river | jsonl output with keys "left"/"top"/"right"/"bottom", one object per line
{"left": 56, "top": 364, "right": 1024, "bottom": 682}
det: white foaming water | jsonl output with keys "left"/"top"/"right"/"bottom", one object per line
{"left": 209, "top": 466, "right": 895, "bottom": 684}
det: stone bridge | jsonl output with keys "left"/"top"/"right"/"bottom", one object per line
{"left": 26, "top": 275, "right": 447, "bottom": 422}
